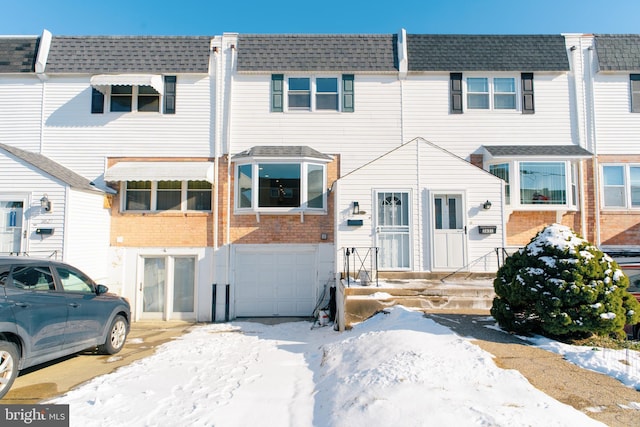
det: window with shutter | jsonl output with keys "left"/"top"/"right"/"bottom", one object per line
{"left": 91, "top": 88, "right": 104, "bottom": 114}
{"left": 522, "top": 73, "right": 535, "bottom": 114}
{"left": 271, "top": 74, "right": 284, "bottom": 112}
{"left": 164, "top": 76, "right": 176, "bottom": 114}
{"left": 631, "top": 75, "right": 640, "bottom": 113}
{"left": 342, "top": 74, "right": 354, "bottom": 113}
{"left": 450, "top": 73, "right": 463, "bottom": 114}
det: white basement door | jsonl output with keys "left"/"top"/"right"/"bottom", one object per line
{"left": 234, "top": 247, "right": 316, "bottom": 317}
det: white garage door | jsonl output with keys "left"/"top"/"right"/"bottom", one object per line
{"left": 235, "top": 247, "right": 316, "bottom": 317}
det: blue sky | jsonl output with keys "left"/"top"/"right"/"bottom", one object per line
{"left": 2, "top": 0, "right": 639, "bottom": 36}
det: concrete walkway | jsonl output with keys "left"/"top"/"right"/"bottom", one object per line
{"left": 428, "top": 313, "right": 640, "bottom": 427}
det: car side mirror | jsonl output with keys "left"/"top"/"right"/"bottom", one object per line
{"left": 96, "top": 284, "right": 109, "bottom": 295}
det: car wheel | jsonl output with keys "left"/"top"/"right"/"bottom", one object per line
{"left": 99, "top": 315, "right": 128, "bottom": 355}
{"left": 0, "top": 341, "right": 19, "bottom": 400}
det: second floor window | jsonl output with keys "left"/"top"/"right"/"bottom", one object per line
{"left": 124, "top": 180, "right": 211, "bottom": 212}
{"left": 271, "top": 74, "right": 354, "bottom": 113}
{"left": 467, "top": 77, "right": 516, "bottom": 110}
{"left": 91, "top": 76, "right": 176, "bottom": 115}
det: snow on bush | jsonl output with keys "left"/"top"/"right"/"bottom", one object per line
{"left": 491, "top": 223, "right": 640, "bottom": 339}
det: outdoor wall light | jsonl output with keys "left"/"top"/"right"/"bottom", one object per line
{"left": 40, "top": 194, "right": 52, "bottom": 212}
{"left": 482, "top": 200, "right": 492, "bottom": 210}
{"left": 352, "top": 201, "right": 360, "bottom": 215}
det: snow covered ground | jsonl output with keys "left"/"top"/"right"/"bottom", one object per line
{"left": 49, "top": 307, "right": 640, "bottom": 427}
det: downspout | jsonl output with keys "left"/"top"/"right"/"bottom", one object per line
{"left": 35, "top": 29, "right": 52, "bottom": 153}
{"left": 568, "top": 40, "right": 588, "bottom": 240}
{"left": 225, "top": 38, "right": 237, "bottom": 287}
{"left": 585, "top": 40, "right": 601, "bottom": 246}
{"left": 211, "top": 40, "right": 220, "bottom": 252}
{"left": 397, "top": 28, "right": 408, "bottom": 146}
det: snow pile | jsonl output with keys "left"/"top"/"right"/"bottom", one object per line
{"left": 49, "top": 307, "right": 609, "bottom": 427}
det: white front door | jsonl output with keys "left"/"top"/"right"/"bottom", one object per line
{"left": 138, "top": 256, "right": 196, "bottom": 321}
{"left": 375, "top": 191, "right": 410, "bottom": 269}
{"left": 433, "top": 193, "right": 467, "bottom": 270}
{"left": 0, "top": 199, "right": 25, "bottom": 254}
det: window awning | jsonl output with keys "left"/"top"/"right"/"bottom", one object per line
{"left": 104, "top": 162, "right": 215, "bottom": 183}
{"left": 90, "top": 74, "right": 164, "bottom": 95}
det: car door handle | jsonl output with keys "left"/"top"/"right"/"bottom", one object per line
{"left": 68, "top": 302, "right": 79, "bottom": 308}
{"left": 14, "top": 302, "right": 28, "bottom": 308}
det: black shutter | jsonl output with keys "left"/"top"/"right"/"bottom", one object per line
{"left": 522, "top": 73, "right": 534, "bottom": 114}
{"left": 631, "top": 74, "right": 640, "bottom": 113}
{"left": 342, "top": 74, "right": 354, "bottom": 112}
{"left": 164, "top": 76, "right": 176, "bottom": 114}
{"left": 450, "top": 73, "right": 462, "bottom": 114}
{"left": 271, "top": 74, "right": 284, "bottom": 112}
{"left": 91, "top": 88, "right": 104, "bottom": 114}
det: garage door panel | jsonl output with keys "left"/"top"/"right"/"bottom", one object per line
{"left": 235, "top": 248, "right": 316, "bottom": 317}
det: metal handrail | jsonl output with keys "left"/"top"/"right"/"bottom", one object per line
{"left": 342, "top": 247, "right": 379, "bottom": 287}
{"left": 0, "top": 251, "right": 59, "bottom": 259}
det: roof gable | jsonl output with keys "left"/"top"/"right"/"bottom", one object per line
{"left": 0, "top": 37, "right": 39, "bottom": 73}
{"left": 407, "top": 34, "right": 570, "bottom": 72}
{"left": 236, "top": 34, "right": 398, "bottom": 72}
{"left": 0, "top": 143, "right": 103, "bottom": 192}
{"left": 595, "top": 34, "right": 640, "bottom": 72}
{"left": 46, "top": 36, "right": 212, "bottom": 73}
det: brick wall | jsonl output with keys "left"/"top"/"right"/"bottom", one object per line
{"left": 218, "top": 155, "right": 339, "bottom": 246}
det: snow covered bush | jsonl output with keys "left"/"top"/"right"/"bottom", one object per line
{"left": 491, "top": 224, "right": 640, "bottom": 339}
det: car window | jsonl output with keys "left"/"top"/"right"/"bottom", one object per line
{"left": 0, "top": 265, "right": 9, "bottom": 286}
{"left": 11, "top": 265, "right": 55, "bottom": 291}
{"left": 56, "top": 267, "right": 94, "bottom": 293}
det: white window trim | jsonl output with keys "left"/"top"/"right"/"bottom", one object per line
{"left": 487, "top": 160, "right": 577, "bottom": 210}
{"left": 464, "top": 74, "right": 519, "bottom": 112}
{"left": 107, "top": 85, "right": 162, "bottom": 114}
{"left": 601, "top": 163, "right": 640, "bottom": 210}
{"left": 234, "top": 161, "right": 328, "bottom": 214}
{"left": 122, "top": 180, "right": 212, "bottom": 212}
{"left": 284, "top": 75, "right": 341, "bottom": 113}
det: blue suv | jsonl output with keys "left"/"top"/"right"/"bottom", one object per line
{"left": 0, "top": 257, "right": 130, "bottom": 399}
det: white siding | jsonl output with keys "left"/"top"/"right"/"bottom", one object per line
{"left": 65, "top": 189, "right": 111, "bottom": 281}
{"left": 0, "top": 77, "right": 43, "bottom": 152}
{"left": 401, "top": 73, "right": 576, "bottom": 159}
{"left": 336, "top": 140, "right": 504, "bottom": 273}
{"left": 40, "top": 75, "right": 213, "bottom": 181}
{"left": 592, "top": 73, "right": 640, "bottom": 154}
{"left": 229, "top": 74, "right": 403, "bottom": 175}
{"left": 0, "top": 150, "right": 66, "bottom": 257}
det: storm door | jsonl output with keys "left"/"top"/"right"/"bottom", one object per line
{"left": 0, "top": 200, "right": 25, "bottom": 254}
{"left": 139, "top": 256, "right": 196, "bottom": 320}
{"left": 375, "top": 191, "right": 410, "bottom": 269}
{"left": 433, "top": 193, "right": 467, "bottom": 270}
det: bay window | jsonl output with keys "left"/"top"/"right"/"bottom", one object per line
{"left": 488, "top": 160, "right": 577, "bottom": 208}
{"left": 235, "top": 162, "right": 327, "bottom": 212}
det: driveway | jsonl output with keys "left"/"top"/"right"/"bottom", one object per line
{"left": 427, "top": 313, "right": 640, "bottom": 427}
{"left": 2, "top": 321, "right": 195, "bottom": 404}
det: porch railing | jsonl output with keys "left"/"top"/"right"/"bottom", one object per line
{"left": 342, "top": 247, "right": 379, "bottom": 287}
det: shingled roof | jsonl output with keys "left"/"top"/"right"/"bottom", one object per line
{"left": 407, "top": 35, "right": 570, "bottom": 72}
{"left": 45, "top": 36, "right": 212, "bottom": 73}
{"left": 0, "top": 37, "right": 39, "bottom": 73}
{"left": 0, "top": 143, "right": 105, "bottom": 193}
{"left": 236, "top": 34, "right": 398, "bottom": 72}
{"left": 232, "top": 145, "right": 332, "bottom": 161}
{"left": 484, "top": 145, "right": 592, "bottom": 157}
{"left": 594, "top": 35, "right": 640, "bottom": 72}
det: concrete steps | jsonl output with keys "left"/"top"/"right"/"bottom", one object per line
{"left": 342, "top": 278, "right": 496, "bottom": 328}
